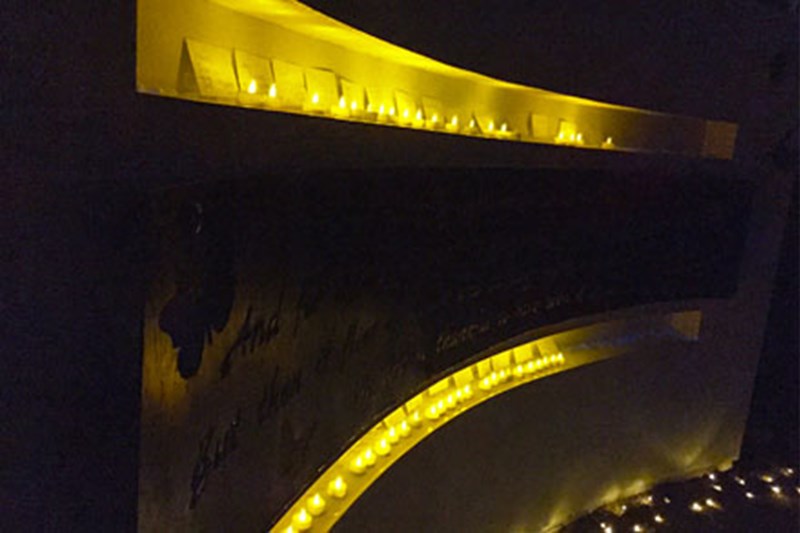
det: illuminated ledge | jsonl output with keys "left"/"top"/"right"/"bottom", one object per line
{"left": 137, "top": 0, "right": 737, "bottom": 159}
{"left": 270, "top": 310, "right": 702, "bottom": 532}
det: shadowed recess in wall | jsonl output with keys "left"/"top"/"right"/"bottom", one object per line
{"left": 158, "top": 200, "right": 236, "bottom": 378}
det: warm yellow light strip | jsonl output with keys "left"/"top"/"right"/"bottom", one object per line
{"left": 272, "top": 343, "right": 568, "bottom": 532}
{"left": 268, "top": 310, "right": 702, "bottom": 531}
{"left": 137, "top": 0, "right": 738, "bottom": 158}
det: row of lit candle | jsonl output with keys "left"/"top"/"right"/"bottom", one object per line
{"left": 236, "top": 70, "right": 617, "bottom": 148}
{"left": 275, "top": 310, "right": 710, "bottom": 532}
{"left": 578, "top": 463, "right": 799, "bottom": 532}
{"left": 273, "top": 341, "right": 569, "bottom": 532}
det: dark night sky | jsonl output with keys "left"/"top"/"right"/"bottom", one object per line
{"left": 304, "top": 0, "right": 792, "bottom": 121}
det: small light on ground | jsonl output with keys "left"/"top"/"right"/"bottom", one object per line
{"left": 705, "top": 498, "right": 721, "bottom": 509}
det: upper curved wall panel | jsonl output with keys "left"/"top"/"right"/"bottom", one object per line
{"left": 137, "top": 0, "right": 737, "bottom": 158}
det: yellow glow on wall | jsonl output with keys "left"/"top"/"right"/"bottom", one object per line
{"left": 137, "top": 0, "right": 737, "bottom": 158}
{"left": 268, "top": 310, "right": 702, "bottom": 531}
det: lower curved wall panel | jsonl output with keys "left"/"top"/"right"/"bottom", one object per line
{"left": 272, "top": 310, "right": 704, "bottom": 532}
{"left": 335, "top": 309, "right": 742, "bottom": 532}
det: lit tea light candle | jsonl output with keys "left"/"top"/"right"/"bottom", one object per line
{"left": 327, "top": 476, "right": 347, "bottom": 499}
{"left": 425, "top": 404, "right": 440, "bottom": 420}
{"left": 292, "top": 508, "right": 312, "bottom": 531}
{"left": 307, "top": 493, "right": 326, "bottom": 516}
{"left": 374, "top": 438, "right": 391, "bottom": 456}
{"left": 363, "top": 448, "right": 376, "bottom": 466}
{"left": 349, "top": 456, "right": 366, "bottom": 474}
{"left": 398, "top": 421, "right": 411, "bottom": 437}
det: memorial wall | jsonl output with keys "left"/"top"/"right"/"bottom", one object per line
{"left": 140, "top": 167, "right": 752, "bottom": 530}
{"left": 6, "top": 0, "right": 794, "bottom": 530}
